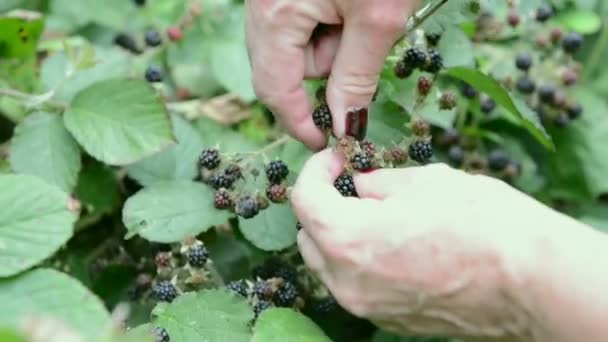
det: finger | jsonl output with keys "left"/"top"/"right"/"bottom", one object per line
{"left": 303, "top": 25, "right": 342, "bottom": 78}
{"left": 353, "top": 168, "right": 412, "bottom": 199}
{"left": 326, "top": 5, "right": 408, "bottom": 138}
{"left": 297, "top": 230, "right": 327, "bottom": 275}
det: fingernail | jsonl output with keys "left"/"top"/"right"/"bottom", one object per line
{"left": 345, "top": 107, "right": 368, "bottom": 141}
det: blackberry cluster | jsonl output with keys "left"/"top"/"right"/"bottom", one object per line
{"left": 187, "top": 245, "right": 209, "bottom": 268}
{"left": 312, "top": 104, "right": 333, "bottom": 131}
{"left": 226, "top": 280, "right": 249, "bottom": 297}
{"left": 350, "top": 153, "right": 373, "bottom": 171}
{"left": 273, "top": 281, "right": 298, "bottom": 307}
{"left": 253, "top": 300, "right": 273, "bottom": 319}
{"left": 153, "top": 281, "right": 178, "bottom": 302}
{"left": 199, "top": 148, "right": 221, "bottom": 170}
{"left": 334, "top": 174, "right": 357, "bottom": 197}
{"left": 266, "top": 184, "right": 287, "bottom": 203}
{"left": 153, "top": 327, "right": 170, "bottom": 342}
{"left": 214, "top": 188, "right": 232, "bottom": 209}
{"left": 253, "top": 280, "right": 273, "bottom": 301}
{"left": 265, "top": 160, "right": 289, "bottom": 184}
{"left": 235, "top": 195, "right": 259, "bottom": 219}
{"left": 408, "top": 140, "right": 433, "bottom": 163}
{"left": 403, "top": 47, "right": 427, "bottom": 69}
{"left": 395, "top": 47, "right": 444, "bottom": 77}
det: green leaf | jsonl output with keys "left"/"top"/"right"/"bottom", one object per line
{"left": 75, "top": 160, "right": 122, "bottom": 216}
{"left": 0, "top": 10, "right": 44, "bottom": 58}
{"left": 421, "top": 0, "right": 478, "bottom": 33}
{"left": 0, "top": 269, "right": 110, "bottom": 340}
{"left": 0, "top": 328, "right": 27, "bottom": 342}
{"left": 253, "top": 308, "right": 331, "bottom": 342}
{"left": 128, "top": 114, "right": 204, "bottom": 186}
{"left": 9, "top": 112, "right": 81, "bottom": 192}
{"left": 210, "top": 40, "right": 256, "bottom": 102}
{"left": 555, "top": 10, "right": 602, "bottom": 34}
{"left": 64, "top": 78, "right": 175, "bottom": 166}
{"left": 438, "top": 25, "right": 474, "bottom": 68}
{"left": 152, "top": 289, "right": 253, "bottom": 342}
{"left": 0, "top": 175, "right": 77, "bottom": 276}
{"left": 239, "top": 204, "right": 298, "bottom": 251}
{"left": 122, "top": 180, "right": 231, "bottom": 242}
{"left": 445, "top": 67, "right": 554, "bottom": 150}
{"left": 192, "top": 117, "right": 260, "bottom": 153}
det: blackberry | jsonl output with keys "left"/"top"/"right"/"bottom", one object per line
{"left": 394, "top": 60, "right": 414, "bottom": 79}
{"left": 153, "top": 281, "right": 178, "bottom": 302}
{"left": 460, "top": 82, "right": 478, "bottom": 99}
{"left": 312, "top": 296, "right": 339, "bottom": 314}
{"left": 535, "top": 4, "right": 553, "bottom": 22}
{"left": 155, "top": 252, "right": 171, "bottom": 268}
{"left": 334, "top": 174, "right": 357, "bottom": 197}
{"left": 145, "top": 30, "right": 162, "bottom": 47}
{"left": 538, "top": 85, "right": 556, "bottom": 104}
{"left": 265, "top": 160, "right": 289, "bottom": 184}
{"left": 235, "top": 195, "right": 259, "bottom": 219}
{"left": 209, "top": 173, "right": 235, "bottom": 190}
{"left": 145, "top": 65, "right": 163, "bottom": 83}
{"left": 422, "top": 49, "right": 443, "bottom": 73}
{"left": 515, "top": 53, "right": 533, "bottom": 71}
{"left": 199, "top": 148, "right": 220, "bottom": 169}
{"left": 403, "top": 47, "right": 427, "bottom": 68}
{"left": 551, "top": 91, "right": 567, "bottom": 109}
{"left": 214, "top": 188, "right": 232, "bottom": 209}
{"left": 312, "top": 104, "right": 332, "bottom": 131}
{"left": 275, "top": 265, "right": 298, "bottom": 285}
{"left": 253, "top": 300, "right": 273, "bottom": 319}
{"left": 566, "top": 103, "right": 582, "bottom": 119}
{"left": 554, "top": 113, "right": 570, "bottom": 127}
{"left": 487, "top": 150, "right": 510, "bottom": 172}
{"left": 408, "top": 140, "right": 433, "bottom": 163}
{"left": 256, "top": 194, "right": 270, "bottom": 210}
{"left": 507, "top": 11, "right": 520, "bottom": 27}
{"left": 417, "top": 76, "right": 432, "bottom": 96}
{"left": 425, "top": 32, "right": 442, "bottom": 46}
{"left": 226, "top": 280, "right": 249, "bottom": 297}
{"left": 516, "top": 76, "right": 536, "bottom": 94}
{"left": 152, "top": 327, "right": 169, "bottom": 342}
{"left": 114, "top": 33, "right": 142, "bottom": 54}
{"left": 266, "top": 183, "right": 288, "bottom": 203}
{"left": 562, "top": 32, "right": 583, "bottom": 54}
{"left": 480, "top": 97, "right": 496, "bottom": 114}
{"left": 411, "top": 119, "right": 431, "bottom": 137}
{"left": 350, "top": 153, "right": 374, "bottom": 171}
{"left": 448, "top": 145, "right": 464, "bottom": 167}
{"left": 439, "top": 92, "right": 458, "bottom": 110}
{"left": 273, "top": 281, "right": 298, "bottom": 307}
{"left": 253, "top": 280, "right": 273, "bottom": 300}
{"left": 187, "top": 245, "right": 209, "bottom": 268}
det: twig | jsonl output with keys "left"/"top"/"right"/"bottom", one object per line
{"left": 406, "top": 0, "right": 449, "bottom": 34}
{"left": 0, "top": 87, "right": 67, "bottom": 110}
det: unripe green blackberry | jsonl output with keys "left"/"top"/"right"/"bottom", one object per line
{"left": 152, "top": 326, "right": 170, "bottom": 342}
{"left": 199, "top": 148, "right": 220, "bottom": 169}
{"left": 265, "top": 160, "right": 289, "bottom": 184}
{"left": 334, "top": 174, "right": 357, "bottom": 197}
{"left": 214, "top": 188, "right": 232, "bottom": 209}
{"left": 153, "top": 281, "right": 178, "bottom": 302}
{"left": 312, "top": 104, "right": 333, "bottom": 131}
{"left": 235, "top": 195, "right": 259, "bottom": 219}
{"left": 350, "top": 152, "right": 374, "bottom": 171}
{"left": 439, "top": 92, "right": 458, "bottom": 110}
{"left": 266, "top": 183, "right": 288, "bottom": 203}
{"left": 403, "top": 47, "right": 427, "bottom": 68}
{"left": 394, "top": 60, "right": 414, "bottom": 79}
{"left": 187, "top": 245, "right": 209, "bottom": 268}
{"left": 408, "top": 140, "right": 433, "bottom": 163}
{"left": 273, "top": 281, "right": 298, "bottom": 307}
{"left": 422, "top": 49, "right": 443, "bottom": 73}
{"left": 226, "top": 280, "right": 249, "bottom": 297}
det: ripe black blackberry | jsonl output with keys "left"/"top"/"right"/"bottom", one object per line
{"left": 187, "top": 245, "right": 209, "bottom": 268}
{"left": 208, "top": 173, "right": 235, "bottom": 190}
{"left": 226, "top": 280, "right": 249, "bottom": 297}
{"left": 515, "top": 53, "right": 533, "bottom": 71}
{"left": 538, "top": 84, "right": 556, "bottom": 104}
{"left": 253, "top": 280, "right": 273, "bottom": 301}
{"left": 459, "top": 82, "right": 478, "bottom": 99}
{"left": 334, "top": 174, "right": 357, "bottom": 197}
{"left": 480, "top": 97, "right": 496, "bottom": 114}
{"left": 417, "top": 76, "right": 432, "bottom": 96}
{"left": 408, "top": 140, "right": 433, "bottom": 163}
{"left": 153, "top": 326, "right": 170, "bottom": 342}
{"left": 253, "top": 300, "right": 273, "bottom": 319}
{"left": 265, "top": 160, "right": 289, "bottom": 184}
{"left": 153, "top": 281, "right": 178, "bottom": 302}
{"left": 403, "top": 47, "right": 427, "bottom": 69}
{"left": 394, "top": 60, "right": 414, "bottom": 79}
{"left": 487, "top": 149, "right": 510, "bottom": 172}
{"left": 199, "top": 148, "right": 220, "bottom": 170}
{"left": 224, "top": 164, "right": 242, "bottom": 179}
{"left": 114, "top": 33, "right": 142, "bottom": 54}
{"left": 350, "top": 152, "right": 374, "bottom": 171}
{"left": 422, "top": 49, "right": 443, "bottom": 73}
{"left": 312, "top": 104, "right": 332, "bottom": 131}
{"left": 235, "top": 195, "right": 259, "bottom": 219}
{"left": 145, "top": 30, "right": 162, "bottom": 47}
{"left": 439, "top": 92, "right": 458, "bottom": 110}
{"left": 214, "top": 188, "right": 232, "bottom": 209}
{"left": 516, "top": 76, "right": 536, "bottom": 94}
{"left": 425, "top": 32, "right": 442, "bottom": 46}
{"left": 273, "top": 281, "right": 298, "bottom": 307}
{"left": 266, "top": 183, "right": 287, "bottom": 203}
{"left": 535, "top": 4, "right": 553, "bottom": 22}
{"left": 312, "top": 296, "right": 339, "bottom": 314}
{"left": 554, "top": 113, "right": 570, "bottom": 127}
{"left": 566, "top": 103, "right": 583, "bottom": 119}
{"left": 448, "top": 145, "right": 464, "bottom": 167}
{"left": 145, "top": 65, "right": 163, "bottom": 83}
{"left": 562, "top": 32, "right": 583, "bottom": 54}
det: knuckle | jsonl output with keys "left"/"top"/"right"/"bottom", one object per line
{"left": 363, "top": 8, "right": 404, "bottom": 35}
{"left": 334, "top": 73, "right": 379, "bottom": 98}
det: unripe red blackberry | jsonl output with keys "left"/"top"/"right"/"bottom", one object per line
{"left": 235, "top": 195, "right": 260, "bottom": 219}
{"left": 550, "top": 28, "right": 564, "bottom": 43}
{"left": 167, "top": 26, "right": 183, "bottom": 42}
{"left": 408, "top": 140, "right": 433, "bottom": 163}
{"left": 266, "top": 184, "right": 288, "bottom": 203}
{"left": 422, "top": 49, "right": 443, "bottom": 73}
{"left": 265, "top": 160, "right": 289, "bottom": 184}
{"left": 155, "top": 252, "right": 171, "bottom": 268}
{"left": 507, "top": 11, "right": 520, "bottom": 27}
{"left": 214, "top": 188, "right": 232, "bottom": 209}
{"left": 187, "top": 245, "right": 209, "bottom": 268}
{"left": 439, "top": 92, "right": 458, "bottom": 110}
{"left": 199, "top": 148, "right": 220, "bottom": 169}
{"left": 394, "top": 60, "right": 414, "bottom": 79}
{"left": 417, "top": 76, "right": 432, "bottom": 96}
{"left": 334, "top": 174, "right": 357, "bottom": 197}
{"left": 153, "top": 281, "right": 178, "bottom": 302}
{"left": 562, "top": 69, "right": 578, "bottom": 86}
{"left": 273, "top": 281, "right": 298, "bottom": 307}
{"left": 411, "top": 119, "right": 431, "bottom": 137}
{"left": 551, "top": 91, "right": 567, "bottom": 109}
{"left": 350, "top": 152, "right": 374, "bottom": 171}
{"left": 312, "top": 104, "right": 333, "bottom": 131}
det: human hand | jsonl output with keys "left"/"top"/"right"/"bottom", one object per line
{"left": 290, "top": 149, "right": 559, "bottom": 340}
{"left": 245, "top": 0, "right": 419, "bottom": 149}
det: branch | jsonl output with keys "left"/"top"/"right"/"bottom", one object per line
{"left": 0, "top": 87, "right": 67, "bottom": 111}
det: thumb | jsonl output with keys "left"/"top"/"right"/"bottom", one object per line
{"left": 326, "top": 10, "right": 406, "bottom": 139}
